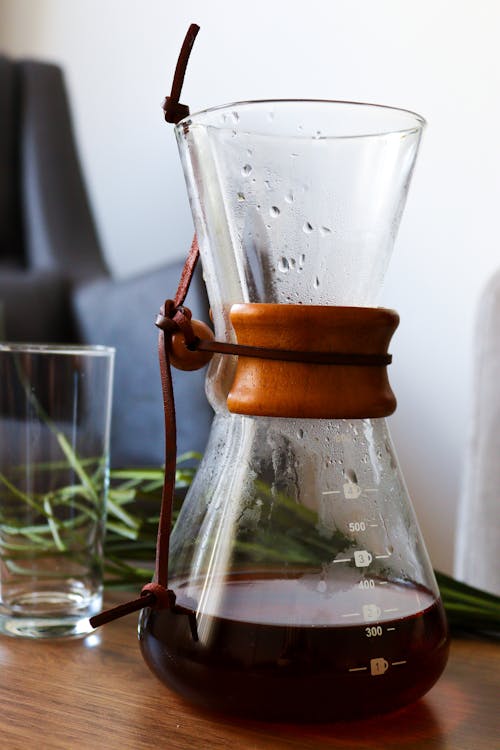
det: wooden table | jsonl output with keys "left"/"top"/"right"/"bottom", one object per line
{"left": 0, "top": 593, "right": 498, "bottom": 750}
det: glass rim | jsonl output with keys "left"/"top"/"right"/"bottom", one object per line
{"left": 0, "top": 343, "right": 115, "bottom": 357}
{"left": 176, "top": 98, "right": 426, "bottom": 139}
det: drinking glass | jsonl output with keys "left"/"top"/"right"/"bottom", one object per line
{"left": 0, "top": 344, "right": 114, "bottom": 638}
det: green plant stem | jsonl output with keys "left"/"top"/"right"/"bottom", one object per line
{"left": 100, "top": 464, "right": 500, "bottom": 637}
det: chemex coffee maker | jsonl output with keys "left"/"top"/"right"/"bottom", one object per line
{"left": 92, "top": 25, "right": 449, "bottom": 722}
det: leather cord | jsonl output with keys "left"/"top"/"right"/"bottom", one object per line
{"left": 89, "top": 24, "right": 202, "bottom": 629}
{"left": 195, "top": 339, "right": 391, "bottom": 366}
{"left": 90, "top": 237, "right": 201, "bottom": 629}
{"left": 162, "top": 24, "right": 200, "bottom": 124}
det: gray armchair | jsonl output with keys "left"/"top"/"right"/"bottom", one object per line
{"left": 0, "top": 55, "right": 212, "bottom": 466}
{"left": 0, "top": 56, "right": 107, "bottom": 342}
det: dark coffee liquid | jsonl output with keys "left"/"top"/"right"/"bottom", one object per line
{"left": 139, "top": 574, "right": 449, "bottom": 722}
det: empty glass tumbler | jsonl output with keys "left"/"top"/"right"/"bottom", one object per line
{"left": 0, "top": 344, "right": 114, "bottom": 638}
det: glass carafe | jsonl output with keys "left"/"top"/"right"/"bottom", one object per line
{"left": 139, "top": 100, "right": 449, "bottom": 722}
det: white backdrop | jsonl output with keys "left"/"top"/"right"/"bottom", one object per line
{"left": 1, "top": 0, "right": 499, "bottom": 575}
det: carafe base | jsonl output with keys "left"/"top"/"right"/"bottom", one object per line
{"left": 139, "top": 574, "right": 449, "bottom": 722}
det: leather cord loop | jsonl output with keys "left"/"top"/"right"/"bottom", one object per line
{"left": 156, "top": 300, "right": 199, "bottom": 348}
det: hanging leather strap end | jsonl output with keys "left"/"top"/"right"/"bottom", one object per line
{"left": 89, "top": 583, "right": 175, "bottom": 629}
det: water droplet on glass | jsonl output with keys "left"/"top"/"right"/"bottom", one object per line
{"left": 231, "top": 111, "right": 239, "bottom": 122}
{"left": 313, "top": 276, "right": 320, "bottom": 288}
{"left": 242, "top": 164, "right": 253, "bottom": 176}
{"left": 320, "top": 226, "right": 332, "bottom": 236}
{"left": 297, "top": 124, "right": 304, "bottom": 132}
{"left": 278, "top": 257, "right": 290, "bottom": 273}
{"left": 289, "top": 257, "right": 296, "bottom": 269}
{"left": 247, "top": 148, "right": 253, "bottom": 157}
{"left": 270, "top": 206, "right": 280, "bottom": 217}
{"left": 346, "top": 469, "right": 358, "bottom": 484}
{"left": 297, "top": 428, "right": 304, "bottom": 439}
{"left": 303, "top": 221, "right": 314, "bottom": 234}
{"left": 237, "top": 192, "right": 245, "bottom": 202}
{"left": 299, "top": 253, "right": 306, "bottom": 268}
{"left": 264, "top": 180, "right": 272, "bottom": 191}
{"left": 284, "top": 191, "right": 294, "bottom": 204}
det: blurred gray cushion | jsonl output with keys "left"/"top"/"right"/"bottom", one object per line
{"left": 73, "top": 261, "right": 213, "bottom": 467}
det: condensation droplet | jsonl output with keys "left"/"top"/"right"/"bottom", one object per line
{"left": 270, "top": 206, "right": 280, "bottom": 217}
{"left": 284, "top": 191, "right": 294, "bottom": 204}
{"left": 320, "top": 226, "right": 332, "bottom": 236}
{"left": 297, "top": 428, "right": 304, "bottom": 439}
{"left": 264, "top": 180, "right": 272, "bottom": 191}
{"left": 237, "top": 192, "right": 245, "bottom": 202}
{"left": 278, "top": 257, "right": 290, "bottom": 273}
{"left": 298, "top": 253, "right": 306, "bottom": 268}
{"left": 303, "top": 221, "right": 314, "bottom": 234}
{"left": 231, "top": 111, "right": 240, "bottom": 122}
{"left": 247, "top": 148, "right": 253, "bottom": 157}
{"left": 242, "top": 164, "right": 253, "bottom": 176}
{"left": 313, "top": 276, "right": 320, "bottom": 289}
{"left": 289, "top": 257, "right": 296, "bottom": 269}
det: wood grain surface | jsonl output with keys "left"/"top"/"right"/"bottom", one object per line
{"left": 0, "top": 592, "right": 498, "bottom": 750}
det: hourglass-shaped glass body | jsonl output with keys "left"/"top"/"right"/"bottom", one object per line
{"left": 139, "top": 101, "right": 449, "bottom": 722}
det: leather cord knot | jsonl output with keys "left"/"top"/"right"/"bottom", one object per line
{"left": 141, "top": 582, "right": 177, "bottom": 610}
{"left": 163, "top": 98, "right": 190, "bottom": 124}
{"left": 89, "top": 583, "right": 176, "bottom": 629}
{"left": 156, "top": 300, "right": 198, "bottom": 347}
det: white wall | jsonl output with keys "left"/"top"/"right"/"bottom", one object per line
{"left": 1, "top": 0, "right": 499, "bottom": 575}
